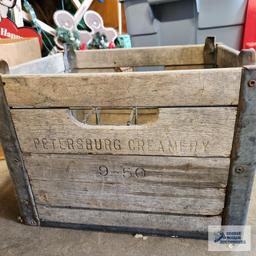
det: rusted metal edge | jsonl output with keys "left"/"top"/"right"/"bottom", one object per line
{"left": 239, "top": 49, "right": 256, "bottom": 66}
{"left": 203, "top": 36, "right": 217, "bottom": 67}
{"left": 223, "top": 66, "right": 256, "bottom": 225}
{"left": 0, "top": 78, "right": 39, "bottom": 225}
{"left": 41, "top": 221, "right": 208, "bottom": 240}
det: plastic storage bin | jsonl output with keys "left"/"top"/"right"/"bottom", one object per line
{"left": 124, "top": 0, "right": 247, "bottom": 49}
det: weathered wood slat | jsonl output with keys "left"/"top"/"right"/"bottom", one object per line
{"left": 24, "top": 154, "right": 230, "bottom": 188}
{"left": 32, "top": 179, "right": 225, "bottom": 215}
{"left": 9, "top": 53, "right": 65, "bottom": 75}
{"left": 23, "top": 154, "right": 229, "bottom": 216}
{"left": 3, "top": 68, "right": 242, "bottom": 107}
{"left": 12, "top": 107, "right": 237, "bottom": 157}
{"left": 38, "top": 206, "right": 222, "bottom": 233}
{"left": 217, "top": 45, "right": 256, "bottom": 68}
{"left": 216, "top": 44, "right": 240, "bottom": 68}
{"left": 74, "top": 45, "right": 206, "bottom": 69}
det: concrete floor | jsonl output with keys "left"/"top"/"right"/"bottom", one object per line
{"left": 0, "top": 160, "right": 255, "bottom": 256}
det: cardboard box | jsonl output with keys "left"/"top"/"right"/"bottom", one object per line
{"left": 0, "top": 38, "right": 41, "bottom": 67}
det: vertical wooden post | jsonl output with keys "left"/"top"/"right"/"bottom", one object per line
{"left": 223, "top": 66, "right": 256, "bottom": 225}
{"left": 203, "top": 36, "right": 216, "bottom": 67}
{"left": 0, "top": 78, "right": 39, "bottom": 225}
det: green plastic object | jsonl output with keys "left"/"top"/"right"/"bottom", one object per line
{"left": 117, "top": 34, "right": 132, "bottom": 48}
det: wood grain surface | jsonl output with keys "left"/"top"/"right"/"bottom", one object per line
{"left": 32, "top": 179, "right": 225, "bottom": 215}
{"left": 74, "top": 45, "right": 206, "bottom": 69}
{"left": 2, "top": 68, "right": 242, "bottom": 108}
{"left": 11, "top": 107, "right": 237, "bottom": 157}
{"left": 24, "top": 154, "right": 230, "bottom": 189}
{"left": 216, "top": 44, "right": 240, "bottom": 68}
{"left": 24, "top": 154, "right": 228, "bottom": 216}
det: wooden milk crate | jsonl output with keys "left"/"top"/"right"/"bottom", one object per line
{"left": 1, "top": 38, "right": 256, "bottom": 239}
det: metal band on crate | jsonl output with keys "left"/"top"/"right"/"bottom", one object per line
{"left": 223, "top": 66, "right": 256, "bottom": 225}
{"left": 41, "top": 221, "right": 208, "bottom": 240}
{"left": 0, "top": 78, "right": 39, "bottom": 225}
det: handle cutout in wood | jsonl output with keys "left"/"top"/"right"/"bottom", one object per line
{"left": 70, "top": 108, "right": 159, "bottom": 126}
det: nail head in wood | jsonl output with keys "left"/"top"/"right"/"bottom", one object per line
{"left": 235, "top": 166, "right": 245, "bottom": 174}
{"left": 248, "top": 79, "right": 256, "bottom": 87}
